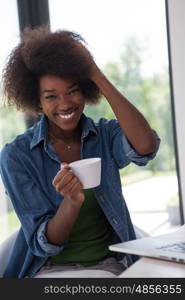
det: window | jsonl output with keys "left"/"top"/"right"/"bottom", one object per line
{"left": 0, "top": 0, "right": 25, "bottom": 243}
{"left": 0, "top": 0, "right": 181, "bottom": 244}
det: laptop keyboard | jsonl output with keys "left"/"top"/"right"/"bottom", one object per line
{"left": 157, "top": 242, "right": 185, "bottom": 253}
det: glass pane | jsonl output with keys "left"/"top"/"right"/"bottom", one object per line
{"left": 0, "top": 0, "right": 23, "bottom": 243}
{"left": 49, "top": 0, "right": 180, "bottom": 235}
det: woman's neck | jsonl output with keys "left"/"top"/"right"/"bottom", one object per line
{"left": 48, "top": 123, "right": 81, "bottom": 144}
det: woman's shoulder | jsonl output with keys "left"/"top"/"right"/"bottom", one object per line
{"left": 90, "top": 117, "right": 120, "bottom": 135}
{"left": 86, "top": 115, "right": 118, "bottom": 129}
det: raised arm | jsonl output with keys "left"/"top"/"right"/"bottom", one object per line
{"left": 91, "top": 66, "right": 157, "bottom": 155}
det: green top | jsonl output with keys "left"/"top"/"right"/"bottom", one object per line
{"left": 50, "top": 189, "right": 113, "bottom": 266}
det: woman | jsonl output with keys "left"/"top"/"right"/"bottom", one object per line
{"left": 0, "top": 27, "right": 160, "bottom": 278}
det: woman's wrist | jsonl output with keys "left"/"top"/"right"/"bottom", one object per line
{"left": 65, "top": 192, "right": 85, "bottom": 207}
{"left": 90, "top": 64, "right": 104, "bottom": 83}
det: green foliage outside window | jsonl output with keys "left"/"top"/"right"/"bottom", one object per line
{"left": 0, "top": 105, "right": 26, "bottom": 149}
{"left": 85, "top": 37, "right": 175, "bottom": 175}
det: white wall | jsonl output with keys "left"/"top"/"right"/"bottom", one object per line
{"left": 166, "top": 0, "right": 185, "bottom": 222}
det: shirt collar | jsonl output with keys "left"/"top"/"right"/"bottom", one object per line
{"left": 30, "top": 113, "right": 97, "bottom": 149}
{"left": 80, "top": 113, "right": 97, "bottom": 139}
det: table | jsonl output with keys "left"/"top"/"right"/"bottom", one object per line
{"left": 119, "top": 257, "right": 185, "bottom": 277}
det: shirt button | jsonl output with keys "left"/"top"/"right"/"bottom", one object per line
{"left": 99, "top": 195, "right": 104, "bottom": 202}
{"left": 113, "top": 218, "right": 118, "bottom": 225}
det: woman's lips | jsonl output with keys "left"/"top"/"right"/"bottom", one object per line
{"left": 55, "top": 108, "right": 77, "bottom": 121}
{"left": 58, "top": 111, "right": 75, "bottom": 119}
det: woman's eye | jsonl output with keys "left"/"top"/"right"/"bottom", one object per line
{"left": 45, "top": 95, "right": 56, "bottom": 100}
{"left": 67, "top": 88, "right": 80, "bottom": 96}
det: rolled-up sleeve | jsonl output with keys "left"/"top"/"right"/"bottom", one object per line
{"left": 0, "top": 145, "right": 64, "bottom": 258}
{"left": 37, "top": 220, "right": 65, "bottom": 255}
{"left": 110, "top": 120, "right": 160, "bottom": 169}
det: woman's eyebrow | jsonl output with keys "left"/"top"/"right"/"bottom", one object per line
{"left": 41, "top": 89, "right": 56, "bottom": 94}
{"left": 41, "top": 83, "right": 79, "bottom": 94}
{"left": 68, "top": 83, "right": 79, "bottom": 89}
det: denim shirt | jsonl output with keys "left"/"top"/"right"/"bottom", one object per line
{"left": 0, "top": 114, "right": 160, "bottom": 278}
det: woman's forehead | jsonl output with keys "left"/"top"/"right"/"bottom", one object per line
{"left": 39, "top": 75, "right": 78, "bottom": 92}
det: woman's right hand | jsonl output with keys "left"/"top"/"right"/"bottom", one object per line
{"left": 52, "top": 163, "right": 85, "bottom": 205}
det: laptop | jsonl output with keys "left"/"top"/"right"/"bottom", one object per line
{"left": 109, "top": 225, "right": 185, "bottom": 263}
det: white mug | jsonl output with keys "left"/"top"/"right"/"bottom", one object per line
{"left": 69, "top": 157, "right": 101, "bottom": 189}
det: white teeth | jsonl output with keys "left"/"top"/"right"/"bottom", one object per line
{"left": 58, "top": 111, "right": 75, "bottom": 119}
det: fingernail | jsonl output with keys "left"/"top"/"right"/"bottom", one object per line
{"left": 61, "top": 163, "right": 69, "bottom": 169}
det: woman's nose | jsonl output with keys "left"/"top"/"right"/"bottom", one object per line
{"left": 56, "top": 94, "right": 73, "bottom": 109}
{"left": 58, "top": 93, "right": 66, "bottom": 101}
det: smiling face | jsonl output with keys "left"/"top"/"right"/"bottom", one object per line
{"left": 39, "top": 75, "right": 85, "bottom": 135}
